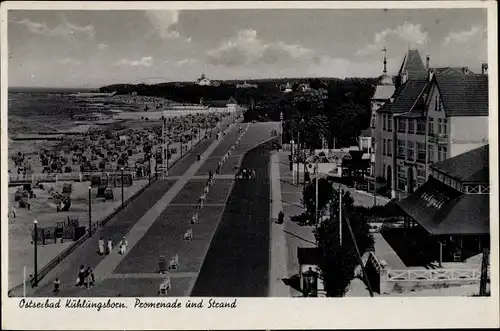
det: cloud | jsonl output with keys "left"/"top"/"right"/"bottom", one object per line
{"left": 57, "top": 57, "right": 82, "bottom": 66}
{"left": 356, "top": 22, "right": 428, "bottom": 56}
{"left": 115, "top": 56, "right": 154, "bottom": 67}
{"left": 206, "top": 29, "right": 313, "bottom": 66}
{"left": 174, "top": 58, "right": 198, "bottom": 67}
{"left": 97, "top": 43, "right": 109, "bottom": 50}
{"left": 444, "top": 25, "right": 485, "bottom": 45}
{"left": 12, "top": 17, "right": 95, "bottom": 39}
{"left": 145, "top": 10, "right": 187, "bottom": 40}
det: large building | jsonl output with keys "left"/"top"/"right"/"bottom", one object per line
{"left": 369, "top": 49, "right": 489, "bottom": 199}
{"left": 397, "top": 145, "right": 490, "bottom": 264}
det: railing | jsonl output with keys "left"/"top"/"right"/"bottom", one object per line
{"left": 9, "top": 171, "right": 139, "bottom": 184}
{"left": 388, "top": 268, "right": 481, "bottom": 282}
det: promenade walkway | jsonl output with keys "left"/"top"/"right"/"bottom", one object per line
{"left": 269, "top": 151, "right": 291, "bottom": 297}
{"left": 277, "top": 152, "right": 316, "bottom": 297}
{"left": 22, "top": 121, "right": 239, "bottom": 297}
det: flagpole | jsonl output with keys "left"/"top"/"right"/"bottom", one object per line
{"left": 339, "top": 187, "right": 343, "bottom": 246}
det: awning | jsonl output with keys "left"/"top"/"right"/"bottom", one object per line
{"left": 398, "top": 177, "right": 490, "bottom": 235}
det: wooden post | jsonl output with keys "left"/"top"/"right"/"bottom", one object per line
{"left": 479, "top": 248, "right": 489, "bottom": 296}
{"left": 439, "top": 241, "right": 443, "bottom": 267}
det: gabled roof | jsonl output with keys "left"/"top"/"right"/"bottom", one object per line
{"left": 433, "top": 67, "right": 475, "bottom": 76}
{"left": 398, "top": 177, "right": 489, "bottom": 235}
{"left": 390, "top": 77, "right": 428, "bottom": 114}
{"left": 435, "top": 73, "right": 489, "bottom": 117}
{"left": 430, "top": 145, "right": 489, "bottom": 184}
{"left": 398, "top": 49, "right": 427, "bottom": 79}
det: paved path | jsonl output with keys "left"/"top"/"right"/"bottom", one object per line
{"left": 190, "top": 138, "right": 275, "bottom": 297}
{"left": 92, "top": 129, "right": 234, "bottom": 282}
{"left": 269, "top": 151, "right": 291, "bottom": 297}
{"left": 21, "top": 121, "right": 238, "bottom": 297}
{"left": 277, "top": 152, "right": 316, "bottom": 297}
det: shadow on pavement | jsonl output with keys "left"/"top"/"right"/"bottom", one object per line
{"left": 283, "top": 230, "right": 316, "bottom": 245}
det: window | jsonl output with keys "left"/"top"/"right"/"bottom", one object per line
{"left": 388, "top": 117, "right": 392, "bottom": 132}
{"left": 407, "top": 141, "right": 415, "bottom": 160}
{"left": 443, "top": 146, "right": 448, "bottom": 160}
{"left": 417, "top": 142, "right": 425, "bottom": 161}
{"left": 408, "top": 119, "right": 415, "bottom": 134}
{"left": 387, "top": 139, "right": 392, "bottom": 156}
{"left": 383, "top": 115, "right": 387, "bottom": 131}
{"left": 428, "top": 144, "right": 435, "bottom": 163}
{"left": 416, "top": 119, "right": 426, "bottom": 134}
{"left": 382, "top": 138, "right": 386, "bottom": 156}
{"left": 443, "top": 118, "right": 448, "bottom": 135}
{"left": 397, "top": 165, "right": 407, "bottom": 191}
{"left": 438, "top": 98, "right": 442, "bottom": 112}
{"left": 438, "top": 119, "right": 443, "bottom": 134}
{"left": 438, "top": 146, "right": 444, "bottom": 161}
{"left": 397, "top": 139, "right": 406, "bottom": 157}
{"left": 398, "top": 118, "right": 406, "bottom": 132}
{"left": 417, "top": 168, "right": 425, "bottom": 179}
{"left": 428, "top": 117, "right": 435, "bottom": 135}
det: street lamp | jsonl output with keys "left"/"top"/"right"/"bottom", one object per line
{"left": 33, "top": 219, "right": 38, "bottom": 287}
{"left": 280, "top": 112, "right": 284, "bottom": 148}
{"left": 121, "top": 167, "right": 124, "bottom": 207}
{"left": 88, "top": 186, "right": 92, "bottom": 237}
{"left": 147, "top": 153, "right": 151, "bottom": 184}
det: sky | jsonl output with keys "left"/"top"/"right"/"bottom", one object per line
{"left": 7, "top": 8, "right": 488, "bottom": 88}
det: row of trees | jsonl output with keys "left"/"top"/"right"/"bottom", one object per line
{"left": 301, "top": 177, "right": 375, "bottom": 297}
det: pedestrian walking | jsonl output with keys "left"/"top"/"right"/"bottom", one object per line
{"left": 98, "top": 237, "right": 105, "bottom": 255}
{"left": 191, "top": 213, "right": 198, "bottom": 224}
{"left": 107, "top": 238, "right": 113, "bottom": 255}
{"left": 84, "top": 267, "right": 91, "bottom": 288}
{"left": 86, "top": 267, "right": 95, "bottom": 288}
{"left": 278, "top": 210, "right": 285, "bottom": 224}
{"left": 11, "top": 206, "right": 16, "bottom": 218}
{"left": 119, "top": 237, "right": 128, "bottom": 255}
{"left": 53, "top": 278, "right": 60, "bottom": 293}
{"left": 76, "top": 265, "right": 85, "bottom": 287}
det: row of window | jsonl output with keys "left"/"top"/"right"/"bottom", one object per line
{"left": 428, "top": 145, "right": 448, "bottom": 163}
{"left": 381, "top": 115, "right": 448, "bottom": 136}
{"left": 428, "top": 117, "right": 448, "bottom": 136}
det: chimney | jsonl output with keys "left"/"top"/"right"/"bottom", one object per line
{"left": 426, "top": 54, "right": 430, "bottom": 70}
{"left": 482, "top": 63, "right": 488, "bottom": 75}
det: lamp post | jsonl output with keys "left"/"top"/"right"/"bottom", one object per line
{"left": 147, "top": 153, "right": 151, "bottom": 184}
{"left": 33, "top": 219, "right": 38, "bottom": 287}
{"left": 121, "top": 167, "right": 124, "bottom": 207}
{"left": 280, "top": 112, "right": 284, "bottom": 148}
{"left": 88, "top": 186, "right": 92, "bottom": 237}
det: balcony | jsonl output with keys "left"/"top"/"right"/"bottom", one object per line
{"left": 428, "top": 133, "right": 448, "bottom": 145}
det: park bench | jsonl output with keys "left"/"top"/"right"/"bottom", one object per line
{"left": 158, "top": 276, "right": 171, "bottom": 295}
{"left": 169, "top": 254, "right": 179, "bottom": 270}
{"left": 183, "top": 229, "right": 193, "bottom": 241}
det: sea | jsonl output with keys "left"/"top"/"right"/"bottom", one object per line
{"left": 7, "top": 87, "right": 137, "bottom": 136}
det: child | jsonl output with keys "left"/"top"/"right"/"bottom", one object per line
{"left": 53, "top": 278, "right": 60, "bottom": 293}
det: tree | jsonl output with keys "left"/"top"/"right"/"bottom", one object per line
{"left": 301, "top": 177, "right": 334, "bottom": 225}
{"left": 316, "top": 188, "right": 374, "bottom": 297}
